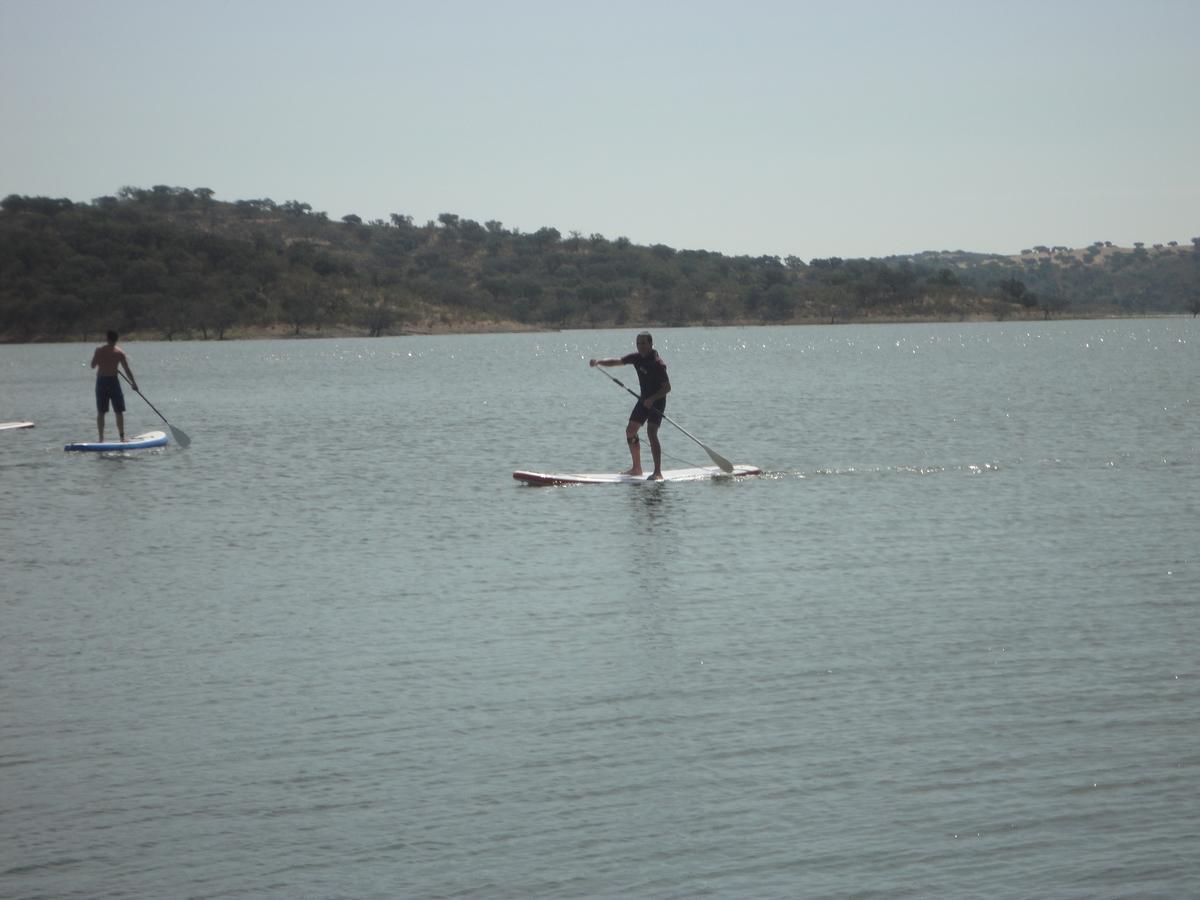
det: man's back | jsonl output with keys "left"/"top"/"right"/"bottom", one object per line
{"left": 91, "top": 343, "right": 125, "bottom": 377}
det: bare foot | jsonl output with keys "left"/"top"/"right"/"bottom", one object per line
{"left": 622, "top": 467, "right": 644, "bottom": 476}
{"left": 650, "top": 471, "right": 664, "bottom": 481}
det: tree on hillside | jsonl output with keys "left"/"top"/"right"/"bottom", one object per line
{"left": 998, "top": 277, "right": 1030, "bottom": 304}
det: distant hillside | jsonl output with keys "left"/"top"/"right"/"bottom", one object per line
{"left": 2, "top": 186, "right": 1197, "bottom": 341}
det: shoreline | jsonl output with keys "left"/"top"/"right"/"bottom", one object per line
{"left": 3, "top": 311, "right": 1192, "bottom": 344}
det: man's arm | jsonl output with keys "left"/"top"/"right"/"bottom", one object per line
{"left": 588, "top": 357, "right": 625, "bottom": 367}
{"left": 643, "top": 378, "right": 671, "bottom": 406}
{"left": 119, "top": 352, "right": 138, "bottom": 391}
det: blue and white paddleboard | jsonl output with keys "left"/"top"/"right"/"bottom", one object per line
{"left": 513, "top": 464, "right": 761, "bottom": 485}
{"left": 64, "top": 430, "right": 169, "bottom": 452}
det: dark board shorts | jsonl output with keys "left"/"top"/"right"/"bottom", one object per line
{"left": 95, "top": 375, "right": 125, "bottom": 414}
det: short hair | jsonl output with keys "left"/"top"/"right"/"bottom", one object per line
{"left": 106, "top": 330, "right": 119, "bottom": 343}
{"left": 636, "top": 331, "right": 653, "bottom": 345}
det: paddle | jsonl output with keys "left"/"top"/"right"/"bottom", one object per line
{"left": 120, "top": 372, "right": 191, "bottom": 448}
{"left": 593, "top": 365, "right": 734, "bottom": 473}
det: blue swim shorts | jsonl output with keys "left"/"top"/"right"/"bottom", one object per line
{"left": 95, "top": 375, "right": 125, "bottom": 414}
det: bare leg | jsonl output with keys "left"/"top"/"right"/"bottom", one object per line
{"left": 96, "top": 413, "right": 105, "bottom": 442}
{"left": 648, "top": 421, "right": 663, "bottom": 479}
{"left": 623, "top": 421, "right": 643, "bottom": 475}
{"left": 116, "top": 411, "right": 126, "bottom": 441}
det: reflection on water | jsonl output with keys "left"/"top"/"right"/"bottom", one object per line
{"left": 625, "top": 480, "right": 675, "bottom": 570}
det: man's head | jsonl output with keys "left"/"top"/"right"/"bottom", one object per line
{"left": 106, "top": 330, "right": 119, "bottom": 344}
{"left": 636, "top": 331, "right": 654, "bottom": 356}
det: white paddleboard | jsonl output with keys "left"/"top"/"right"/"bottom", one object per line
{"left": 64, "top": 430, "right": 169, "bottom": 452}
{"left": 0, "top": 421, "right": 35, "bottom": 430}
{"left": 513, "top": 464, "right": 762, "bottom": 485}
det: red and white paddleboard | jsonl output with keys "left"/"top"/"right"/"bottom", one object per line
{"left": 513, "top": 464, "right": 762, "bottom": 486}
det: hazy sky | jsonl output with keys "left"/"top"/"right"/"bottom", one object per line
{"left": 2, "top": 0, "right": 1196, "bottom": 260}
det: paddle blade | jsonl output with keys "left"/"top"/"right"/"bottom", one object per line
{"left": 169, "top": 424, "right": 192, "bottom": 448}
{"left": 658, "top": 410, "right": 735, "bottom": 473}
{"left": 705, "top": 447, "right": 734, "bottom": 473}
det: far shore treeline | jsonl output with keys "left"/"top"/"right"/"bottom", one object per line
{"left": 2, "top": 186, "right": 1198, "bottom": 342}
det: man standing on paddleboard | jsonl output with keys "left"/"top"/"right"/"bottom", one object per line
{"left": 590, "top": 331, "right": 671, "bottom": 480}
{"left": 90, "top": 330, "right": 138, "bottom": 442}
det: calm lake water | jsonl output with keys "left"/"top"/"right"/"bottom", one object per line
{"left": 2, "top": 319, "right": 1197, "bottom": 898}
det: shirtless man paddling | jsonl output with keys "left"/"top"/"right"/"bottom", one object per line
{"left": 90, "top": 330, "right": 138, "bottom": 442}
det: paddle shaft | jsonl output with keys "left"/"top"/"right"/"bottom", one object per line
{"left": 119, "top": 371, "right": 191, "bottom": 447}
{"left": 593, "top": 365, "right": 733, "bottom": 472}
